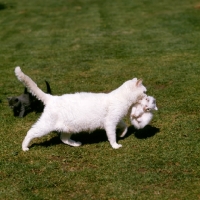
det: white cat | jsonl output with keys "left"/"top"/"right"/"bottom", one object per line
{"left": 15, "top": 66, "right": 147, "bottom": 151}
{"left": 130, "top": 96, "right": 158, "bottom": 129}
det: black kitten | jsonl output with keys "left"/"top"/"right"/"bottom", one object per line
{"left": 8, "top": 81, "right": 51, "bottom": 117}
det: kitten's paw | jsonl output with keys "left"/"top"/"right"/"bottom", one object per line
{"left": 111, "top": 143, "right": 122, "bottom": 149}
{"left": 22, "top": 147, "right": 29, "bottom": 151}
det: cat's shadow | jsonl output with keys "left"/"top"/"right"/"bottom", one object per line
{"left": 126, "top": 125, "right": 160, "bottom": 139}
{"left": 0, "top": 3, "right": 15, "bottom": 10}
{"left": 31, "top": 125, "right": 159, "bottom": 149}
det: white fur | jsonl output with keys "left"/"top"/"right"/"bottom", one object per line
{"left": 15, "top": 66, "right": 147, "bottom": 151}
{"left": 130, "top": 96, "right": 158, "bottom": 129}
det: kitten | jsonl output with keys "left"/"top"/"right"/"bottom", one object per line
{"left": 15, "top": 66, "right": 147, "bottom": 151}
{"left": 130, "top": 96, "right": 158, "bottom": 129}
{"left": 8, "top": 81, "right": 51, "bottom": 117}
{"left": 7, "top": 88, "right": 33, "bottom": 117}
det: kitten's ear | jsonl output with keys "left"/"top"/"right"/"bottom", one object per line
{"left": 136, "top": 79, "right": 143, "bottom": 87}
{"left": 7, "top": 97, "right": 12, "bottom": 101}
{"left": 45, "top": 80, "right": 52, "bottom": 94}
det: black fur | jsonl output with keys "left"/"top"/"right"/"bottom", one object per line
{"left": 8, "top": 81, "right": 51, "bottom": 117}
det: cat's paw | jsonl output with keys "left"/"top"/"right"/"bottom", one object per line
{"left": 72, "top": 141, "right": 82, "bottom": 147}
{"left": 61, "top": 137, "right": 82, "bottom": 147}
{"left": 111, "top": 143, "right": 122, "bottom": 149}
{"left": 22, "top": 147, "right": 29, "bottom": 151}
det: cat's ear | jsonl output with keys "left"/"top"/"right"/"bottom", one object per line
{"left": 136, "top": 79, "right": 143, "bottom": 87}
{"left": 132, "top": 78, "right": 137, "bottom": 82}
{"left": 7, "top": 97, "right": 12, "bottom": 101}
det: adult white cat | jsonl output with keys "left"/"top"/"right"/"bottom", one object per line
{"left": 15, "top": 66, "right": 147, "bottom": 151}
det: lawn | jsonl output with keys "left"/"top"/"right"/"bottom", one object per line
{"left": 1, "top": 0, "right": 200, "bottom": 199}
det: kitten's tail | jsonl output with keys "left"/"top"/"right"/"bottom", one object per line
{"left": 15, "top": 66, "right": 50, "bottom": 105}
{"left": 45, "top": 80, "right": 51, "bottom": 94}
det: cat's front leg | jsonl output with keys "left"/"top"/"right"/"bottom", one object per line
{"left": 60, "top": 133, "right": 82, "bottom": 147}
{"left": 137, "top": 117, "right": 142, "bottom": 122}
{"left": 105, "top": 123, "right": 122, "bottom": 149}
{"left": 130, "top": 107, "right": 137, "bottom": 118}
{"left": 19, "top": 106, "right": 26, "bottom": 117}
{"left": 132, "top": 119, "right": 141, "bottom": 129}
{"left": 134, "top": 108, "right": 144, "bottom": 118}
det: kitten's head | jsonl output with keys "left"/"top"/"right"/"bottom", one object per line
{"left": 140, "top": 96, "right": 158, "bottom": 112}
{"left": 7, "top": 97, "right": 21, "bottom": 109}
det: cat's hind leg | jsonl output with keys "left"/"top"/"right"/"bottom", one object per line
{"left": 22, "top": 132, "right": 34, "bottom": 151}
{"left": 60, "top": 133, "right": 82, "bottom": 147}
{"left": 22, "top": 114, "right": 53, "bottom": 151}
{"left": 22, "top": 126, "right": 51, "bottom": 151}
{"left": 117, "top": 120, "right": 128, "bottom": 138}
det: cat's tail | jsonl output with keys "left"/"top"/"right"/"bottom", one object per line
{"left": 15, "top": 66, "right": 50, "bottom": 105}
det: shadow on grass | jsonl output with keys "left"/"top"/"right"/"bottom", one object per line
{"left": 0, "top": 2, "right": 15, "bottom": 10}
{"left": 30, "top": 125, "right": 159, "bottom": 149}
{"left": 31, "top": 134, "right": 61, "bottom": 149}
{"left": 31, "top": 130, "right": 108, "bottom": 149}
{"left": 72, "top": 130, "right": 108, "bottom": 145}
{"left": 0, "top": 3, "right": 6, "bottom": 10}
{"left": 127, "top": 125, "right": 160, "bottom": 139}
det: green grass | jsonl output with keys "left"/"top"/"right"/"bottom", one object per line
{"left": 1, "top": 0, "right": 200, "bottom": 199}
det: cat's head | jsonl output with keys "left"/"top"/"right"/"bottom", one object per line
{"left": 135, "top": 79, "right": 147, "bottom": 93}
{"left": 126, "top": 78, "right": 147, "bottom": 94}
{"left": 140, "top": 96, "right": 158, "bottom": 111}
